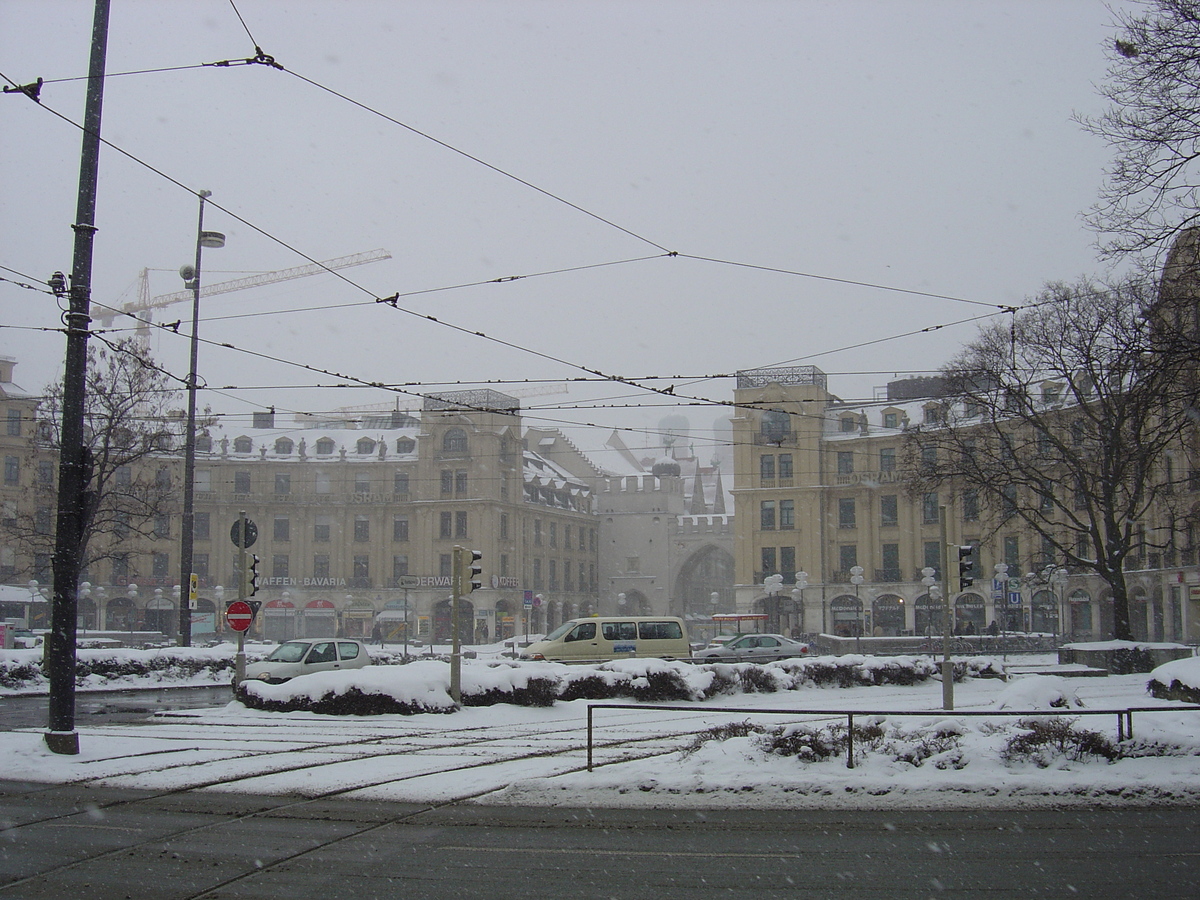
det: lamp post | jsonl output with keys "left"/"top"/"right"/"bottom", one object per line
{"left": 763, "top": 573, "right": 783, "bottom": 633}
{"left": 850, "top": 566, "right": 864, "bottom": 648}
{"left": 710, "top": 591, "right": 719, "bottom": 642}
{"left": 177, "top": 190, "right": 225, "bottom": 648}
{"left": 1051, "top": 567, "right": 1069, "bottom": 644}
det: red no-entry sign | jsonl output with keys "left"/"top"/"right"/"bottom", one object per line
{"left": 225, "top": 600, "right": 254, "bottom": 632}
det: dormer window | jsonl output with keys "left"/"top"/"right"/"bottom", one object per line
{"left": 443, "top": 428, "right": 468, "bottom": 454}
{"left": 274, "top": 438, "right": 293, "bottom": 455}
{"left": 233, "top": 436, "right": 253, "bottom": 454}
{"left": 922, "top": 403, "right": 943, "bottom": 425}
{"left": 840, "top": 416, "right": 857, "bottom": 433}
{"left": 356, "top": 438, "right": 376, "bottom": 455}
{"left": 396, "top": 437, "right": 415, "bottom": 454}
{"left": 883, "top": 411, "right": 899, "bottom": 429}
{"left": 315, "top": 437, "right": 335, "bottom": 455}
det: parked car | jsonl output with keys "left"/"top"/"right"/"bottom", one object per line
{"left": 693, "top": 633, "right": 810, "bottom": 663}
{"left": 244, "top": 639, "right": 372, "bottom": 684}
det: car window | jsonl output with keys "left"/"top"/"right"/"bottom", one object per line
{"left": 267, "top": 641, "right": 310, "bottom": 663}
{"left": 761, "top": 637, "right": 780, "bottom": 647}
{"left": 306, "top": 642, "right": 337, "bottom": 664}
{"left": 337, "top": 642, "right": 360, "bottom": 660}
{"left": 731, "top": 636, "right": 754, "bottom": 649}
{"left": 638, "top": 621, "right": 682, "bottom": 640}
{"left": 602, "top": 622, "right": 637, "bottom": 641}
{"left": 566, "top": 622, "right": 596, "bottom": 642}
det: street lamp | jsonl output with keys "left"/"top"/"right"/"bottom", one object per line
{"left": 792, "top": 570, "right": 808, "bottom": 637}
{"left": 1051, "top": 567, "right": 1069, "bottom": 644}
{"left": 850, "top": 566, "right": 864, "bottom": 644}
{"left": 178, "top": 190, "right": 224, "bottom": 648}
{"left": 763, "top": 573, "right": 784, "bottom": 633}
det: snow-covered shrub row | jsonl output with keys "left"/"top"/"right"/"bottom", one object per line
{"left": 685, "top": 715, "right": 1172, "bottom": 771}
{"left": 1147, "top": 657, "right": 1200, "bottom": 704}
{"left": 0, "top": 645, "right": 258, "bottom": 692}
{"left": 235, "top": 654, "right": 1002, "bottom": 716}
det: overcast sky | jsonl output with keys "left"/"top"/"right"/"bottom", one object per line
{"left": 1, "top": 0, "right": 1137, "bottom": 462}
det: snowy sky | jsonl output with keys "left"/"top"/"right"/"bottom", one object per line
{"left": 2, "top": 0, "right": 1138, "bottom": 459}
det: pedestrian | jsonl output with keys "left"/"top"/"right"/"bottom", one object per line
{"left": 372, "top": 622, "right": 382, "bottom": 647}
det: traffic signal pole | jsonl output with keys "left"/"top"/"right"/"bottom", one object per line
{"left": 450, "top": 546, "right": 463, "bottom": 703}
{"left": 940, "top": 507, "right": 953, "bottom": 711}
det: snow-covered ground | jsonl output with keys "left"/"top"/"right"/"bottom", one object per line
{"left": 3, "top": 644, "right": 1200, "bottom": 811}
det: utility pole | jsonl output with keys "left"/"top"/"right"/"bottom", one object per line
{"left": 45, "top": 0, "right": 111, "bottom": 756}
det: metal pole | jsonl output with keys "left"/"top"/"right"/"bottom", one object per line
{"left": 940, "top": 506, "right": 953, "bottom": 711}
{"left": 45, "top": 0, "right": 111, "bottom": 756}
{"left": 450, "top": 546, "right": 462, "bottom": 703}
{"left": 178, "top": 190, "right": 210, "bottom": 647}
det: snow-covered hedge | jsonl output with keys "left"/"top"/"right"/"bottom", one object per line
{"left": 1147, "top": 656, "right": 1200, "bottom": 704}
{"left": 234, "top": 654, "right": 1006, "bottom": 716}
{"left": 0, "top": 645, "right": 261, "bottom": 692}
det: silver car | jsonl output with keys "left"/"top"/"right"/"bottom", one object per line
{"left": 244, "top": 639, "right": 372, "bottom": 684}
{"left": 693, "top": 633, "right": 810, "bottom": 663}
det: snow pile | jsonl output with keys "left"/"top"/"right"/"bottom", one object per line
{"left": 0, "top": 644, "right": 268, "bottom": 693}
{"left": 1147, "top": 656, "right": 1200, "bottom": 703}
{"left": 992, "top": 675, "right": 1084, "bottom": 710}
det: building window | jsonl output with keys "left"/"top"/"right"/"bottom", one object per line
{"left": 115, "top": 465, "right": 131, "bottom": 488}
{"left": 35, "top": 506, "right": 51, "bottom": 535}
{"left": 563, "top": 525, "right": 572, "bottom": 550}
{"left": 355, "top": 473, "right": 371, "bottom": 494}
{"left": 880, "top": 448, "right": 896, "bottom": 473}
{"left": 761, "top": 547, "right": 777, "bottom": 577}
{"left": 396, "top": 437, "right": 415, "bottom": 454}
{"left": 274, "top": 438, "right": 293, "bottom": 455}
{"left": 313, "top": 554, "right": 330, "bottom": 579}
{"left": 549, "top": 522, "right": 557, "bottom": 548}
{"left": 962, "top": 490, "right": 979, "bottom": 522}
{"left": 272, "top": 554, "right": 289, "bottom": 579}
{"left": 392, "top": 555, "right": 409, "bottom": 580}
{"left": 275, "top": 472, "right": 290, "bottom": 494}
{"left": 354, "top": 515, "right": 370, "bottom": 542}
{"left": 760, "top": 500, "right": 776, "bottom": 531}
{"left": 840, "top": 416, "right": 857, "bottom": 433}
{"left": 920, "top": 446, "right": 937, "bottom": 474}
{"left": 393, "top": 515, "right": 409, "bottom": 542}
{"left": 37, "top": 460, "right": 53, "bottom": 485}
{"left": 440, "top": 554, "right": 453, "bottom": 578}
{"left": 6, "top": 409, "right": 20, "bottom": 436}
{"left": 234, "top": 471, "right": 251, "bottom": 494}
{"left": 195, "top": 469, "right": 211, "bottom": 492}
{"left": 881, "top": 543, "right": 900, "bottom": 581}
{"left": 353, "top": 555, "right": 370, "bottom": 585}
{"left": 924, "top": 541, "right": 941, "bottom": 577}
{"left": 780, "top": 546, "right": 796, "bottom": 579}
{"left": 455, "top": 469, "right": 468, "bottom": 493}
{"left": 114, "top": 511, "right": 130, "bottom": 540}
{"left": 440, "top": 512, "right": 452, "bottom": 539}
{"left": 1002, "top": 484, "right": 1018, "bottom": 517}
{"left": 315, "top": 437, "right": 335, "bottom": 455}
{"left": 111, "top": 554, "right": 129, "bottom": 581}
{"left": 441, "top": 470, "right": 453, "bottom": 495}
{"left": 778, "top": 453, "right": 793, "bottom": 480}
{"left": 880, "top": 494, "right": 898, "bottom": 527}
{"left": 838, "top": 498, "right": 856, "bottom": 529}
{"left": 232, "top": 436, "right": 252, "bottom": 454}
{"left": 837, "top": 451, "right": 854, "bottom": 475}
{"left": 922, "top": 492, "right": 940, "bottom": 525}
{"left": 3, "top": 456, "right": 17, "bottom": 486}
{"left": 315, "top": 471, "right": 331, "bottom": 494}
{"left": 760, "top": 455, "right": 775, "bottom": 480}
{"left": 839, "top": 544, "right": 857, "bottom": 574}
{"left": 154, "top": 514, "right": 170, "bottom": 538}
{"left": 549, "top": 559, "right": 558, "bottom": 590}
{"left": 626, "top": 556, "right": 640, "bottom": 574}
{"left": 194, "top": 512, "right": 210, "bottom": 540}
{"left": 533, "top": 558, "right": 543, "bottom": 589}
{"left": 883, "top": 411, "right": 899, "bottom": 429}
{"left": 761, "top": 411, "right": 791, "bottom": 442}
{"left": 443, "top": 428, "right": 468, "bottom": 453}
{"left": 501, "top": 553, "right": 509, "bottom": 577}
{"left": 151, "top": 552, "right": 169, "bottom": 578}
{"left": 274, "top": 516, "right": 290, "bottom": 541}
{"left": 455, "top": 510, "right": 468, "bottom": 538}
{"left": 155, "top": 466, "right": 170, "bottom": 489}
{"left": 500, "top": 513, "right": 509, "bottom": 540}
{"left": 1003, "top": 535, "right": 1020, "bottom": 570}
{"left": 314, "top": 515, "right": 331, "bottom": 542}
{"left": 779, "top": 499, "right": 795, "bottom": 529}
{"left": 394, "top": 471, "right": 409, "bottom": 495}
{"left": 534, "top": 519, "right": 542, "bottom": 545}
{"left": 193, "top": 553, "right": 209, "bottom": 579}
{"left": 356, "top": 438, "right": 375, "bottom": 455}
{"left": 564, "top": 560, "right": 574, "bottom": 591}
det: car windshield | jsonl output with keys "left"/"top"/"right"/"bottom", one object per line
{"left": 543, "top": 620, "right": 578, "bottom": 642}
{"left": 266, "top": 641, "right": 310, "bottom": 663}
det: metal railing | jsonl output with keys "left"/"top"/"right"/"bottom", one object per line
{"left": 585, "top": 702, "right": 1200, "bottom": 771}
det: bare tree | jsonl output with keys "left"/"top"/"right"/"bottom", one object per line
{"left": 1079, "top": 0, "right": 1200, "bottom": 260}
{"left": 21, "top": 338, "right": 203, "bottom": 582}
{"left": 906, "top": 276, "right": 1195, "bottom": 641}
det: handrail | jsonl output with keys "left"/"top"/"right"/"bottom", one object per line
{"left": 585, "top": 702, "right": 1200, "bottom": 771}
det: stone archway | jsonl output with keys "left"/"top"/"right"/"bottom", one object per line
{"left": 872, "top": 594, "right": 905, "bottom": 636}
{"left": 829, "top": 594, "right": 863, "bottom": 637}
{"left": 676, "top": 544, "right": 735, "bottom": 620}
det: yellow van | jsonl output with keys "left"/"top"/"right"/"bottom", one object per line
{"left": 520, "top": 616, "right": 690, "bottom": 662}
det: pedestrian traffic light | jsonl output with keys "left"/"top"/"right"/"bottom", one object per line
{"left": 243, "top": 554, "right": 260, "bottom": 597}
{"left": 958, "top": 545, "right": 975, "bottom": 591}
{"left": 461, "top": 548, "right": 483, "bottom": 594}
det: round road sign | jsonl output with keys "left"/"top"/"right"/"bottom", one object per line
{"left": 230, "top": 519, "right": 258, "bottom": 549}
{"left": 226, "top": 600, "right": 254, "bottom": 632}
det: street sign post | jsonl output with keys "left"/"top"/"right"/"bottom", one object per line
{"left": 225, "top": 600, "right": 254, "bottom": 632}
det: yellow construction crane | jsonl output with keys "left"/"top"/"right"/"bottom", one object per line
{"left": 99, "top": 248, "right": 392, "bottom": 336}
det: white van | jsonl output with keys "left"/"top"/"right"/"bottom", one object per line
{"left": 520, "top": 616, "right": 690, "bottom": 662}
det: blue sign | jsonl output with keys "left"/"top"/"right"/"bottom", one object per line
{"left": 523, "top": 590, "right": 533, "bottom": 609}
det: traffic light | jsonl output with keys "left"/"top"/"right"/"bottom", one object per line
{"left": 461, "top": 548, "right": 483, "bottom": 594}
{"left": 958, "top": 545, "right": 975, "bottom": 591}
{"left": 243, "top": 554, "right": 260, "bottom": 597}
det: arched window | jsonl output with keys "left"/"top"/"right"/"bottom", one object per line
{"left": 274, "top": 438, "right": 293, "bottom": 455}
{"left": 760, "top": 410, "right": 790, "bottom": 443}
{"left": 233, "top": 436, "right": 253, "bottom": 454}
{"left": 356, "top": 438, "right": 376, "bottom": 455}
{"left": 395, "top": 437, "right": 415, "bottom": 454}
{"left": 443, "top": 428, "right": 468, "bottom": 453}
{"left": 315, "top": 437, "right": 335, "bottom": 455}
